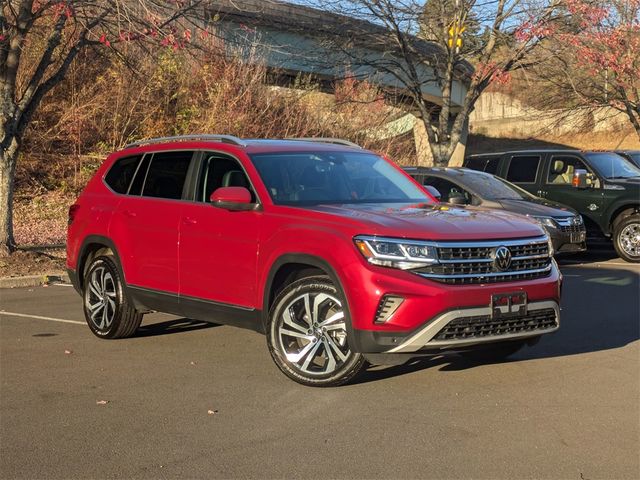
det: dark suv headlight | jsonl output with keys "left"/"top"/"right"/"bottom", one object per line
{"left": 354, "top": 235, "right": 438, "bottom": 270}
{"left": 532, "top": 216, "right": 558, "bottom": 229}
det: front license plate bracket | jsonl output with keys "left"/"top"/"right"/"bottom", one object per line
{"left": 491, "top": 292, "right": 527, "bottom": 318}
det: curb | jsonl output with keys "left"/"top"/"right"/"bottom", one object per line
{"left": 0, "top": 273, "right": 70, "bottom": 289}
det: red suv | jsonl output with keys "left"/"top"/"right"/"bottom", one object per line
{"left": 67, "top": 135, "right": 562, "bottom": 386}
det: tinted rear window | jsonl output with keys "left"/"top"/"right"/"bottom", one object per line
{"left": 506, "top": 155, "right": 540, "bottom": 183}
{"left": 465, "top": 156, "right": 500, "bottom": 174}
{"left": 464, "top": 157, "right": 487, "bottom": 171}
{"left": 104, "top": 155, "right": 142, "bottom": 194}
{"left": 484, "top": 157, "right": 500, "bottom": 174}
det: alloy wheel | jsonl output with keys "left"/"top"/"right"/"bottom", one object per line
{"left": 277, "top": 292, "right": 350, "bottom": 376}
{"left": 85, "top": 266, "right": 117, "bottom": 330}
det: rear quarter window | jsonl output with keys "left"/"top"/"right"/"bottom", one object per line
{"left": 104, "top": 155, "right": 142, "bottom": 194}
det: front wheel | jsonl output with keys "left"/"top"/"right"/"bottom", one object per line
{"left": 266, "top": 276, "right": 365, "bottom": 387}
{"left": 613, "top": 214, "right": 640, "bottom": 263}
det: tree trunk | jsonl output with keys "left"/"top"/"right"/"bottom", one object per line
{"left": 0, "top": 136, "right": 19, "bottom": 256}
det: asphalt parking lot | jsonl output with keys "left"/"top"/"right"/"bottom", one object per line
{"left": 1, "top": 251, "right": 639, "bottom": 479}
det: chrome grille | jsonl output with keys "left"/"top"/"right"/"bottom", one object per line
{"left": 415, "top": 236, "right": 552, "bottom": 284}
{"left": 433, "top": 308, "right": 558, "bottom": 340}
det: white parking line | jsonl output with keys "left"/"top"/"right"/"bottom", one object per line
{"left": 0, "top": 311, "right": 84, "bottom": 325}
{"left": 52, "top": 283, "right": 74, "bottom": 287}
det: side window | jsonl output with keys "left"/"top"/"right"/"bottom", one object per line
{"left": 141, "top": 151, "right": 194, "bottom": 200}
{"left": 506, "top": 155, "right": 540, "bottom": 183}
{"left": 464, "top": 157, "right": 486, "bottom": 172}
{"left": 484, "top": 157, "right": 500, "bottom": 174}
{"left": 104, "top": 155, "right": 142, "bottom": 194}
{"left": 423, "top": 177, "right": 470, "bottom": 203}
{"left": 128, "top": 155, "right": 150, "bottom": 196}
{"left": 547, "top": 156, "right": 590, "bottom": 185}
{"left": 198, "top": 154, "right": 256, "bottom": 203}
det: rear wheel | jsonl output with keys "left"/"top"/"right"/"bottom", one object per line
{"left": 267, "top": 276, "right": 365, "bottom": 387}
{"left": 613, "top": 214, "right": 640, "bottom": 263}
{"left": 83, "top": 255, "right": 143, "bottom": 339}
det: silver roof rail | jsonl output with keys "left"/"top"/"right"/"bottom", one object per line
{"left": 124, "top": 134, "right": 246, "bottom": 149}
{"left": 285, "top": 137, "right": 362, "bottom": 149}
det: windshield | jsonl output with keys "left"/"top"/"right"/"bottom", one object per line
{"left": 585, "top": 153, "right": 640, "bottom": 179}
{"left": 250, "top": 151, "right": 430, "bottom": 205}
{"left": 456, "top": 171, "right": 536, "bottom": 201}
{"left": 626, "top": 153, "right": 640, "bottom": 168}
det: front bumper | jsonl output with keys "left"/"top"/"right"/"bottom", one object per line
{"left": 549, "top": 227, "right": 587, "bottom": 254}
{"left": 387, "top": 300, "right": 558, "bottom": 353}
{"left": 352, "top": 299, "right": 559, "bottom": 353}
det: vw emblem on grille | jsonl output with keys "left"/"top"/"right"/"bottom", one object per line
{"left": 493, "top": 246, "right": 512, "bottom": 271}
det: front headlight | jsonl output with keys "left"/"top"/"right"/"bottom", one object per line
{"left": 532, "top": 216, "right": 558, "bottom": 229}
{"left": 354, "top": 235, "right": 438, "bottom": 270}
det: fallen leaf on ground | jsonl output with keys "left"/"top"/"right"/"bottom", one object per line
{"left": 207, "top": 409, "right": 218, "bottom": 415}
{"left": 189, "top": 361, "right": 197, "bottom": 366}
{"left": 96, "top": 400, "right": 109, "bottom": 405}
{"left": 64, "top": 349, "right": 72, "bottom": 355}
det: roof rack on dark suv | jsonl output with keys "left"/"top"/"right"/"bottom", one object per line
{"left": 67, "top": 136, "right": 561, "bottom": 386}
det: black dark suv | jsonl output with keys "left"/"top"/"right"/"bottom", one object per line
{"left": 463, "top": 150, "right": 640, "bottom": 262}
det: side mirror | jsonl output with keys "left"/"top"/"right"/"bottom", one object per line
{"left": 424, "top": 185, "right": 441, "bottom": 201}
{"left": 210, "top": 187, "right": 256, "bottom": 211}
{"left": 448, "top": 194, "right": 468, "bottom": 205}
{"left": 572, "top": 169, "right": 589, "bottom": 189}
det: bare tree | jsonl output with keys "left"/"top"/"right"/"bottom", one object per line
{"left": 0, "top": 0, "right": 201, "bottom": 255}
{"left": 300, "top": 0, "right": 561, "bottom": 166}
{"left": 529, "top": 0, "right": 640, "bottom": 139}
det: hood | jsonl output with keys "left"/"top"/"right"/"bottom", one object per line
{"left": 497, "top": 198, "right": 576, "bottom": 218}
{"left": 605, "top": 177, "right": 640, "bottom": 187}
{"left": 307, "top": 203, "right": 545, "bottom": 241}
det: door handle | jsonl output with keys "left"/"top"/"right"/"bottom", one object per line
{"left": 182, "top": 217, "right": 197, "bottom": 225}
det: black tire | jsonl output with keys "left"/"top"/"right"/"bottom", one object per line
{"left": 613, "top": 214, "right": 640, "bottom": 263}
{"left": 82, "top": 255, "right": 143, "bottom": 339}
{"left": 458, "top": 337, "right": 538, "bottom": 361}
{"left": 266, "top": 276, "right": 365, "bottom": 387}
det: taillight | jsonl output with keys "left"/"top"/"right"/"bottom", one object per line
{"left": 68, "top": 204, "right": 80, "bottom": 225}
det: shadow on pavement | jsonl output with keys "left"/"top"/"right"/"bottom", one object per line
{"left": 353, "top": 264, "right": 639, "bottom": 384}
{"left": 557, "top": 247, "right": 620, "bottom": 265}
{"left": 135, "top": 318, "right": 219, "bottom": 337}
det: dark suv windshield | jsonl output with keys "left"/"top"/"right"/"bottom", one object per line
{"left": 456, "top": 170, "right": 536, "bottom": 201}
{"left": 250, "top": 152, "right": 430, "bottom": 205}
{"left": 585, "top": 153, "right": 640, "bottom": 179}
{"left": 624, "top": 152, "right": 640, "bottom": 168}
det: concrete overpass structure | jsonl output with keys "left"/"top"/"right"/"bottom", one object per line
{"left": 196, "top": 0, "right": 473, "bottom": 163}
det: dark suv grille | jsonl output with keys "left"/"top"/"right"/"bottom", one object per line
{"left": 433, "top": 308, "right": 558, "bottom": 341}
{"left": 555, "top": 216, "right": 585, "bottom": 234}
{"left": 559, "top": 224, "right": 585, "bottom": 234}
{"left": 415, "top": 236, "right": 551, "bottom": 285}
